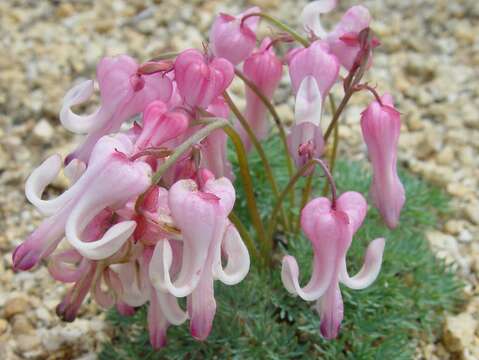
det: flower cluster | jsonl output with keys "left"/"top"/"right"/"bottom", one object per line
{"left": 14, "top": 0, "right": 405, "bottom": 348}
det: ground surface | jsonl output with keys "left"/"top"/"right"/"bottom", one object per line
{"left": 0, "top": 0, "right": 478, "bottom": 359}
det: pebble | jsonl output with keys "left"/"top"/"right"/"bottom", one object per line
{"left": 32, "top": 119, "right": 54, "bottom": 144}
{"left": 443, "top": 313, "right": 477, "bottom": 353}
{"left": 0, "top": 318, "right": 8, "bottom": 335}
{"left": 465, "top": 204, "right": 479, "bottom": 225}
{"left": 3, "top": 297, "right": 29, "bottom": 319}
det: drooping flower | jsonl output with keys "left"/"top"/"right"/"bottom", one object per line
{"left": 281, "top": 191, "right": 385, "bottom": 339}
{"left": 134, "top": 100, "right": 189, "bottom": 151}
{"left": 239, "top": 38, "right": 283, "bottom": 152}
{"left": 287, "top": 41, "right": 340, "bottom": 99}
{"left": 209, "top": 7, "right": 261, "bottom": 65}
{"left": 149, "top": 174, "right": 250, "bottom": 340}
{"left": 61, "top": 55, "right": 173, "bottom": 163}
{"left": 174, "top": 49, "right": 234, "bottom": 109}
{"left": 360, "top": 94, "right": 405, "bottom": 229}
{"left": 201, "top": 97, "right": 234, "bottom": 179}
{"left": 326, "top": 5, "right": 375, "bottom": 70}
{"left": 13, "top": 134, "right": 151, "bottom": 270}
{"left": 287, "top": 76, "right": 325, "bottom": 172}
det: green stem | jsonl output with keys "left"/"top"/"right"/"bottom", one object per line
{"left": 229, "top": 212, "right": 260, "bottom": 262}
{"left": 223, "top": 91, "right": 290, "bottom": 232}
{"left": 323, "top": 95, "right": 340, "bottom": 195}
{"left": 242, "top": 13, "right": 309, "bottom": 47}
{"left": 148, "top": 52, "right": 179, "bottom": 62}
{"left": 223, "top": 125, "right": 271, "bottom": 262}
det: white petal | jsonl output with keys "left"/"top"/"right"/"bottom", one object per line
{"left": 340, "top": 238, "right": 385, "bottom": 290}
{"left": 157, "top": 290, "right": 188, "bottom": 325}
{"left": 149, "top": 240, "right": 199, "bottom": 298}
{"left": 60, "top": 80, "right": 102, "bottom": 133}
{"left": 294, "top": 76, "right": 323, "bottom": 126}
{"left": 66, "top": 216, "right": 135, "bottom": 260}
{"left": 25, "top": 154, "right": 76, "bottom": 215}
{"left": 213, "top": 224, "right": 250, "bottom": 285}
{"left": 300, "top": 0, "right": 337, "bottom": 38}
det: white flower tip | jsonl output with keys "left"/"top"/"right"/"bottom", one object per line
{"left": 295, "top": 76, "right": 323, "bottom": 126}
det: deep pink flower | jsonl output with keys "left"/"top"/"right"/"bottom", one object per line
{"left": 135, "top": 100, "right": 189, "bottom": 151}
{"left": 13, "top": 134, "right": 151, "bottom": 270}
{"left": 201, "top": 97, "right": 234, "bottom": 179}
{"left": 239, "top": 38, "right": 283, "bottom": 151}
{"left": 361, "top": 94, "right": 405, "bottom": 229}
{"left": 281, "top": 191, "right": 385, "bottom": 339}
{"left": 61, "top": 55, "right": 173, "bottom": 163}
{"left": 210, "top": 7, "right": 260, "bottom": 65}
{"left": 174, "top": 49, "right": 234, "bottom": 109}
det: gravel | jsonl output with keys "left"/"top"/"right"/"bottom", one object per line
{"left": 0, "top": 0, "right": 477, "bottom": 358}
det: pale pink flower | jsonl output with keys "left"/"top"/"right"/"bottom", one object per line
{"left": 174, "top": 49, "right": 234, "bottom": 109}
{"left": 149, "top": 175, "right": 250, "bottom": 340}
{"left": 239, "top": 38, "right": 283, "bottom": 151}
{"left": 287, "top": 41, "right": 339, "bottom": 99}
{"left": 13, "top": 134, "right": 151, "bottom": 270}
{"left": 281, "top": 191, "right": 385, "bottom": 339}
{"left": 326, "top": 5, "right": 374, "bottom": 70}
{"left": 361, "top": 94, "right": 405, "bottom": 229}
{"left": 210, "top": 7, "right": 260, "bottom": 65}
{"left": 61, "top": 55, "right": 173, "bottom": 163}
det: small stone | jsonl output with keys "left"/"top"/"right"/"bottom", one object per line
{"left": 444, "top": 219, "right": 465, "bottom": 235}
{"left": 11, "top": 314, "right": 34, "bottom": 335}
{"left": 436, "top": 146, "right": 454, "bottom": 165}
{"left": 458, "top": 229, "right": 473, "bottom": 243}
{"left": 3, "top": 297, "right": 29, "bottom": 319}
{"left": 15, "top": 333, "right": 42, "bottom": 353}
{"left": 443, "top": 313, "right": 477, "bottom": 352}
{"left": 465, "top": 204, "right": 479, "bottom": 225}
{"left": 0, "top": 318, "right": 8, "bottom": 335}
{"left": 32, "top": 119, "right": 54, "bottom": 144}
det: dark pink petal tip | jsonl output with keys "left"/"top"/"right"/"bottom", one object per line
{"left": 12, "top": 245, "right": 39, "bottom": 271}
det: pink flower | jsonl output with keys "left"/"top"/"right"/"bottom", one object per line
{"left": 135, "top": 100, "right": 189, "bottom": 151}
{"left": 13, "top": 134, "right": 151, "bottom": 270}
{"left": 287, "top": 41, "right": 339, "bottom": 99}
{"left": 210, "top": 7, "right": 260, "bottom": 65}
{"left": 281, "top": 191, "right": 385, "bottom": 339}
{"left": 61, "top": 55, "right": 173, "bottom": 163}
{"left": 300, "top": 0, "right": 337, "bottom": 38}
{"left": 360, "top": 94, "right": 405, "bottom": 229}
{"left": 149, "top": 175, "right": 250, "bottom": 340}
{"left": 201, "top": 97, "right": 234, "bottom": 179}
{"left": 174, "top": 49, "right": 234, "bottom": 109}
{"left": 326, "top": 5, "right": 374, "bottom": 70}
{"left": 239, "top": 38, "right": 283, "bottom": 151}
{"left": 287, "top": 76, "right": 325, "bottom": 172}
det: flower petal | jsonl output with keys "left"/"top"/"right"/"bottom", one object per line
{"left": 300, "top": 0, "right": 337, "bottom": 38}
{"left": 317, "top": 282, "right": 343, "bottom": 340}
{"left": 213, "top": 223, "right": 250, "bottom": 285}
{"left": 157, "top": 290, "right": 188, "bottom": 325}
{"left": 340, "top": 237, "right": 385, "bottom": 290}
{"left": 294, "top": 76, "right": 323, "bottom": 126}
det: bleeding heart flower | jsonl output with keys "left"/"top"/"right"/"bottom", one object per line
{"left": 61, "top": 55, "right": 173, "bottom": 164}
{"left": 174, "top": 49, "right": 234, "bottom": 109}
{"left": 281, "top": 191, "right": 385, "bottom": 339}
{"left": 361, "top": 94, "right": 405, "bottom": 229}
{"left": 239, "top": 38, "right": 283, "bottom": 151}
{"left": 210, "top": 7, "right": 261, "bottom": 65}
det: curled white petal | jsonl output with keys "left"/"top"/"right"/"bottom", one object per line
{"left": 340, "top": 238, "right": 385, "bottom": 290}
{"left": 66, "top": 214, "right": 136, "bottom": 260}
{"left": 300, "top": 0, "right": 337, "bottom": 38}
{"left": 149, "top": 240, "right": 199, "bottom": 298}
{"left": 110, "top": 262, "right": 150, "bottom": 307}
{"left": 214, "top": 224, "right": 250, "bottom": 285}
{"left": 294, "top": 76, "right": 323, "bottom": 126}
{"left": 60, "top": 80, "right": 102, "bottom": 133}
{"left": 25, "top": 154, "right": 76, "bottom": 216}
{"left": 157, "top": 290, "right": 188, "bottom": 325}
{"left": 281, "top": 254, "right": 333, "bottom": 301}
